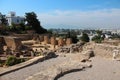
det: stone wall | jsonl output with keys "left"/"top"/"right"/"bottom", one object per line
{"left": 39, "top": 35, "right": 44, "bottom": 42}
{"left": 4, "top": 37, "right": 22, "bottom": 51}
{"left": 44, "top": 36, "right": 49, "bottom": 44}
{"left": 13, "top": 34, "right": 33, "bottom": 40}
{"left": 66, "top": 38, "right": 72, "bottom": 46}
{"left": 58, "top": 38, "right": 65, "bottom": 46}
{"left": 50, "top": 37, "right": 57, "bottom": 45}
{"left": 83, "top": 42, "right": 120, "bottom": 58}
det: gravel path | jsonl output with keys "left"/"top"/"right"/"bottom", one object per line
{"left": 58, "top": 56, "right": 120, "bottom": 80}
{"left": 0, "top": 56, "right": 69, "bottom": 80}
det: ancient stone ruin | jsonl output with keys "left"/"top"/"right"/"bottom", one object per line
{"left": 4, "top": 37, "right": 22, "bottom": 51}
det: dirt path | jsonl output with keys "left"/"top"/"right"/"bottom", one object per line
{"left": 58, "top": 56, "right": 120, "bottom": 80}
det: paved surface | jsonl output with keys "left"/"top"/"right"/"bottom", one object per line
{"left": 58, "top": 56, "right": 120, "bottom": 80}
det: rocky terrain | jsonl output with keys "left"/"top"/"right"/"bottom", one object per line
{"left": 58, "top": 56, "right": 120, "bottom": 80}
{"left": 1, "top": 42, "right": 120, "bottom": 80}
{"left": 0, "top": 51, "right": 92, "bottom": 80}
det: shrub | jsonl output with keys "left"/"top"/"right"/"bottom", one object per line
{"left": 92, "top": 35, "right": 103, "bottom": 43}
{"left": 5, "top": 56, "right": 25, "bottom": 66}
{"left": 5, "top": 56, "right": 17, "bottom": 66}
{"left": 81, "top": 33, "right": 90, "bottom": 42}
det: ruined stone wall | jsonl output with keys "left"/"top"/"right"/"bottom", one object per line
{"left": 66, "top": 38, "right": 72, "bottom": 46}
{"left": 50, "top": 37, "right": 57, "bottom": 45}
{"left": 13, "top": 34, "right": 33, "bottom": 40}
{"left": 4, "top": 37, "right": 22, "bottom": 51}
{"left": 44, "top": 36, "right": 49, "bottom": 44}
{"left": 58, "top": 38, "right": 65, "bottom": 46}
{"left": 83, "top": 42, "right": 120, "bottom": 58}
{"left": 39, "top": 35, "right": 44, "bottom": 42}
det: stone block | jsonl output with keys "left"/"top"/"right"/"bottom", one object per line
{"left": 66, "top": 38, "right": 72, "bottom": 45}
{"left": 50, "top": 37, "right": 57, "bottom": 45}
{"left": 44, "top": 36, "right": 49, "bottom": 44}
{"left": 58, "top": 38, "right": 65, "bottom": 46}
{"left": 4, "top": 37, "right": 22, "bottom": 51}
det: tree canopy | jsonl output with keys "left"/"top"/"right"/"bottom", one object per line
{"left": 81, "top": 33, "right": 90, "bottom": 42}
{"left": 25, "top": 12, "right": 47, "bottom": 34}
{"left": 0, "top": 12, "right": 7, "bottom": 25}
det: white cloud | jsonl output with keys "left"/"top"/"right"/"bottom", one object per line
{"left": 38, "top": 8, "right": 120, "bottom": 29}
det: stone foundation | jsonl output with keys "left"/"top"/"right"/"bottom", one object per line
{"left": 4, "top": 37, "right": 22, "bottom": 51}
{"left": 83, "top": 42, "right": 120, "bottom": 58}
{"left": 66, "top": 38, "right": 72, "bottom": 46}
{"left": 44, "top": 36, "right": 49, "bottom": 44}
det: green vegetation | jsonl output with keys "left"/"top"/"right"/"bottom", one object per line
{"left": 0, "top": 12, "right": 47, "bottom": 35}
{"left": 5, "top": 56, "right": 25, "bottom": 66}
{"left": 81, "top": 33, "right": 89, "bottom": 42}
{"left": 0, "top": 12, "right": 7, "bottom": 25}
{"left": 92, "top": 35, "right": 103, "bottom": 43}
{"left": 25, "top": 12, "right": 47, "bottom": 34}
{"left": 110, "top": 34, "right": 120, "bottom": 39}
{"left": 92, "top": 30, "right": 105, "bottom": 43}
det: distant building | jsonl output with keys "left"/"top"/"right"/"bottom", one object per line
{"left": 6, "top": 12, "right": 24, "bottom": 26}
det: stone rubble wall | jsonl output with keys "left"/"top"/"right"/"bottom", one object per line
{"left": 83, "top": 42, "right": 120, "bottom": 58}
{"left": 4, "top": 37, "right": 22, "bottom": 51}
{"left": 12, "top": 34, "right": 33, "bottom": 40}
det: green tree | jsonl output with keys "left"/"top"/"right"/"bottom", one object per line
{"left": 81, "top": 33, "right": 89, "bottom": 42}
{"left": 96, "top": 30, "right": 102, "bottom": 35}
{"left": 0, "top": 12, "right": 7, "bottom": 25}
{"left": 92, "top": 35, "right": 102, "bottom": 43}
{"left": 25, "top": 12, "right": 47, "bottom": 34}
{"left": 92, "top": 30, "right": 105, "bottom": 43}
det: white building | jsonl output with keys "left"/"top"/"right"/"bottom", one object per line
{"left": 6, "top": 12, "right": 24, "bottom": 26}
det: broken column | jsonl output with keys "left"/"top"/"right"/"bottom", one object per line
{"left": 50, "top": 37, "right": 57, "bottom": 49}
{"left": 58, "top": 38, "right": 65, "bottom": 46}
{"left": 44, "top": 36, "right": 49, "bottom": 44}
{"left": 66, "top": 38, "right": 72, "bottom": 46}
{"left": 50, "top": 37, "right": 57, "bottom": 45}
{"left": 39, "top": 35, "right": 44, "bottom": 42}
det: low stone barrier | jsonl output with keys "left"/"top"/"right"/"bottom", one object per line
{"left": 0, "top": 56, "right": 44, "bottom": 76}
{"left": 83, "top": 42, "right": 120, "bottom": 59}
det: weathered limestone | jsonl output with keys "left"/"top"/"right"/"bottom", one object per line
{"left": 25, "top": 53, "right": 92, "bottom": 80}
{"left": 0, "top": 36, "right": 6, "bottom": 53}
{"left": 22, "top": 40, "right": 36, "bottom": 45}
{"left": 4, "top": 37, "right": 22, "bottom": 51}
{"left": 58, "top": 38, "right": 65, "bottom": 46}
{"left": 82, "top": 50, "right": 94, "bottom": 59}
{"left": 50, "top": 37, "right": 57, "bottom": 45}
{"left": 44, "top": 36, "right": 49, "bottom": 44}
{"left": 66, "top": 38, "right": 72, "bottom": 46}
{"left": 83, "top": 42, "right": 120, "bottom": 59}
{"left": 112, "top": 49, "right": 119, "bottom": 60}
{"left": 13, "top": 34, "right": 33, "bottom": 40}
{"left": 39, "top": 35, "right": 44, "bottom": 42}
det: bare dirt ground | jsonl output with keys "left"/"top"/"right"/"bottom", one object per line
{"left": 58, "top": 56, "right": 120, "bottom": 80}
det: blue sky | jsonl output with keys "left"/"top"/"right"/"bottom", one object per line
{"left": 1, "top": 0, "right": 120, "bottom": 29}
